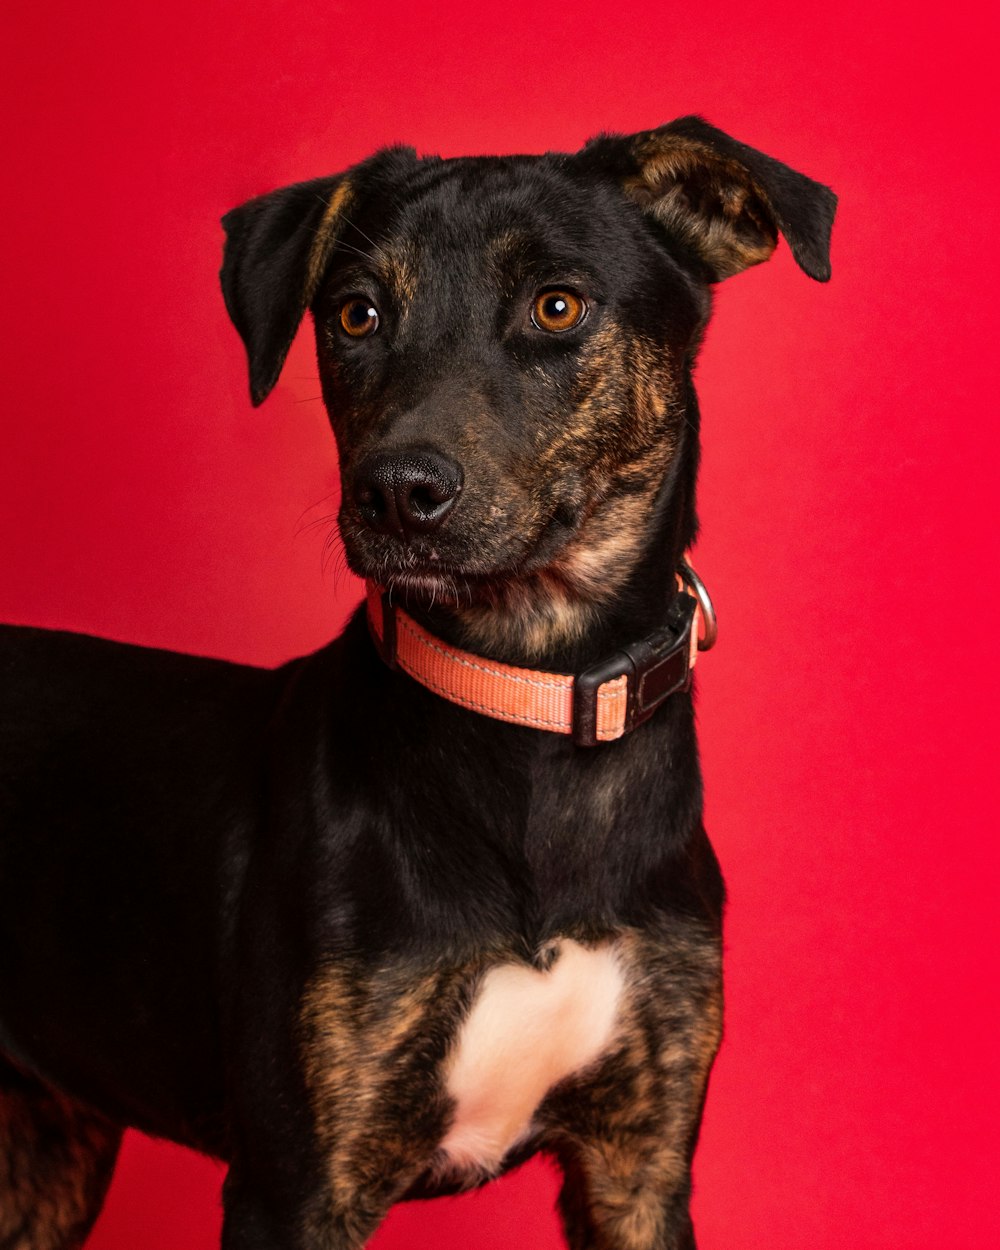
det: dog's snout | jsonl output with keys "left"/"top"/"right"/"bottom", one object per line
{"left": 354, "top": 450, "right": 463, "bottom": 539}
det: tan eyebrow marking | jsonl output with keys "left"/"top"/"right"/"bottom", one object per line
{"left": 306, "top": 179, "right": 354, "bottom": 299}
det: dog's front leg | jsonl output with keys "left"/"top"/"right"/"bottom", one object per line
{"left": 221, "top": 1170, "right": 396, "bottom": 1250}
{"left": 220, "top": 1096, "right": 437, "bottom": 1250}
{"left": 220, "top": 954, "right": 462, "bottom": 1250}
{"left": 556, "top": 1138, "right": 699, "bottom": 1250}
{"left": 549, "top": 929, "right": 723, "bottom": 1250}
{"left": 221, "top": 1087, "right": 435, "bottom": 1250}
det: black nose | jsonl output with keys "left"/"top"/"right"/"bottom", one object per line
{"left": 353, "top": 449, "right": 464, "bottom": 539}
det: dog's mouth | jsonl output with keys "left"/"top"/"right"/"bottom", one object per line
{"left": 345, "top": 501, "right": 589, "bottom": 609}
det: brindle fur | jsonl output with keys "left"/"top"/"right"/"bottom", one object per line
{"left": 0, "top": 116, "right": 834, "bottom": 1248}
{"left": 0, "top": 1063, "right": 121, "bottom": 1250}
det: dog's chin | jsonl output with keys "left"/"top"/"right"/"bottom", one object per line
{"left": 348, "top": 544, "right": 556, "bottom": 610}
{"left": 354, "top": 562, "right": 520, "bottom": 610}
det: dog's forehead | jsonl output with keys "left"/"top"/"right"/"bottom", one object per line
{"left": 362, "top": 154, "right": 626, "bottom": 276}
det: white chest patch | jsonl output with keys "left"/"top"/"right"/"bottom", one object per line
{"left": 439, "top": 939, "right": 625, "bottom": 1176}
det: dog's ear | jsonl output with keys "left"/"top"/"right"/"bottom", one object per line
{"left": 221, "top": 174, "right": 355, "bottom": 406}
{"left": 582, "top": 116, "right": 836, "bottom": 283}
{"left": 222, "top": 146, "right": 421, "bottom": 405}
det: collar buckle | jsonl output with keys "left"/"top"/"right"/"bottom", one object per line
{"left": 571, "top": 593, "right": 696, "bottom": 747}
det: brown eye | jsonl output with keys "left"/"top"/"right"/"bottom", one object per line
{"left": 531, "top": 288, "right": 587, "bottom": 333}
{"left": 339, "top": 298, "right": 380, "bottom": 338}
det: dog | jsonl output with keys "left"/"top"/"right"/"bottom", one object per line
{"left": 0, "top": 116, "right": 835, "bottom": 1250}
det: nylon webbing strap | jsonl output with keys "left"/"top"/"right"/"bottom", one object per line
{"left": 365, "top": 579, "right": 706, "bottom": 743}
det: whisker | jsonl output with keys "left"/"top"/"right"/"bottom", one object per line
{"left": 295, "top": 491, "right": 341, "bottom": 535}
{"left": 326, "top": 239, "right": 377, "bottom": 264}
{"left": 338, "top": 212, "right": 391, "bottom": 264}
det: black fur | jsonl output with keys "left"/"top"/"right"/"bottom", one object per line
{"left": 0, "top": 118, "right": 835, "bottom": 1250}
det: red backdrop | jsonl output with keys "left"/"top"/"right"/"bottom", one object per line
{"left": 2, "top": 2, "right": 996, "bottom": 1247}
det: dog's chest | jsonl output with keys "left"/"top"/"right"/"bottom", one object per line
{"left": 439, "top": 939, "right": 625, "bottom": 1176}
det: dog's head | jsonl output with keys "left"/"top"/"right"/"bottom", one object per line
{"left": 221, "top": 118, "right": 835, "bottom": 657}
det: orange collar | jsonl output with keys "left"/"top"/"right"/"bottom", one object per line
{"left": 366, "top": 562, "right": 716, "bottom": 747}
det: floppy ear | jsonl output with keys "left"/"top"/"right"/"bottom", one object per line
{"left": 220, "top": 173, "right": 353, "bottom": 406}
{"left": 583, "top": 115, "right": 836, "bottom": 283}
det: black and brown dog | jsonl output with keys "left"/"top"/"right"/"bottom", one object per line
{"left": 0, "top": 117, "right": 835, "bottom": 1250}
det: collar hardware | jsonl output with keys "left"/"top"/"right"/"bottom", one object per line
{"left": 570, "top": 593, "right": 695, "bottom": 747}
{"left": 679, "top": 558, "right": 718, "bottom": 651}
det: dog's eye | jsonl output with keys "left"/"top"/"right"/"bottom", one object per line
{"left": 531, "top": 288, "right": 587, "bottom": 333}
{"left": 339, "top": 298, "right": 380, "bottom": 338}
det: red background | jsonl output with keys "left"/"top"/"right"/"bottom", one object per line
{"left": 2, "top": 1, "right": 997, "bottom": 1247}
